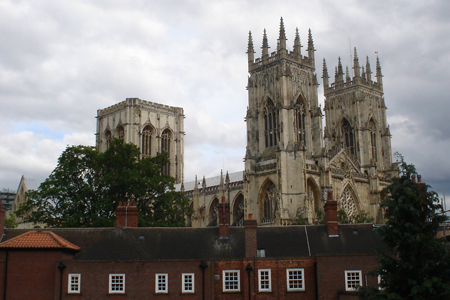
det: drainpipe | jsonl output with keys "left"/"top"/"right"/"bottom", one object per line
{"left": 199, "top": 261, "right": 208, "bottom": 300}
{"left": 245, "top": 263, "right": 253, "bottom": 300}
{"left": 2, "top": 251, "right": 8, "bottom": 300}
{"left": 58, "top": 261, "right": 66, "bottom": 300}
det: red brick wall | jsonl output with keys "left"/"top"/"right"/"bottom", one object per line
{"left": 316, "top": 254, "right": 379, "bottom": 300}
{"left": 0, "top": 250, "right": 73, "bottom": 300}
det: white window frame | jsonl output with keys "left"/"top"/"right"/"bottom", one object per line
{"left": 223, "top": 270, "right": 240, "bottom": 292}
{"left": 109, "top": 274, "right": 125, "bottom": 294}
{"left": 68, "top": 274, "right": 81, "bottom": 293}
{"left": 258, "top": 269, "right": 272, "bottom": 292}
{"left": 182, "top": 273, "right": 195, "bottom": 293}
{"left": 156, "top": 273, "right": 168, "bottom": 293}
{"left": 286, "top": 268, "right": 305, "bottom": 291}
{"left": 345, "top": 270, "right": 362, "bottom": 291}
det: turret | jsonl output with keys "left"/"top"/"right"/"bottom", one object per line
{"left": 335, "top": 57, "right": 344, "bottom": 84}
{"left": 247, "top": 31, "right": 255, "bottom": 68}
{"left": 307, "top": 28, "right": 315, "bottom": 67}
{"left": 277, "top": 17, "right": 287, "bottom": 57}
{"left": 293, "top": 28, "right": 302, "bottom": 60}
{"left": 376, "top": 55, "right": 383, "bottom": 86}
{"left": 353, "top": 47, "right": 360, "bottom": 80}
{"left": 322, "top": 58, "right": 329, "bottom": 88}
{"left": 262, "top": 29, "right": 269, "bottom": 64}
{"left": 345, "top": 66, "right": 351, "bottom": 83}
{"left": 366, "top": 56, "right": 372, "bottom": 82}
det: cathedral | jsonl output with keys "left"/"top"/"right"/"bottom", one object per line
{"left": 96, "top": 19, "right": 396, "bottom": 228}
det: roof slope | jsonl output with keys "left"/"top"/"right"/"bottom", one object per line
{"left": 0, "top": 231, "right": 80, "bottom": 250}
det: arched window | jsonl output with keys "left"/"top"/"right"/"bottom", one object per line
{"left": 142, "top": 125, "right": 153, "bottom": 157}
{"left": 116, "top": 125, "right": 124, "bottom": 139}
{"left": 339, "top": 186, "right": 358, "bottom": 218}
{"left": 262, "top": 182, "right": 277, "bottom": 224}
{"left": 369, "top": 119, "right": 377, "bottom": 162}
{"left": 208, "top": 198, "right": 219, "bottom": 227}
{"left": 295, "top": 102, "right": 306, "bottom": 143}
{"left": 263, "top": 99, "right": 279, "bottom": 148}
{"left": 105, "top": 130, "right": 112, "bottom": 150}
{"left": 231, "top": 194, "right": 244, "bottom": 226}
{"left": 342, "top": 118, "right": 356, "bottom": 157}
{"left": 161, "top": 129, "right": 171, "bottom": 176}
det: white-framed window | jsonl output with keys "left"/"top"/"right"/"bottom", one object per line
{"left": 68, "top": 274, "right": 81, "bottom": 293}
{"left": 109, "top": 274, "right": 125, "bottom": 294}
{"left": 223, "top": 270, "right": 240, "bottom": 292}
{"left": 156, "top": 273, "right": 168, "bottom": 293}
{"left": 182, "top": 273, "right": 195, "bottom": 293}
{"left": 258, "top": 269, "right": 272, "bottom": 292}
{"left": 286, "top": 268, "right": 304, "bottom": 291}
{"left": 345, "top": 270, "right": 362, "bottom": 291}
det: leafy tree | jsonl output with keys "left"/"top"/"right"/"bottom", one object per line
{"left": 337, "top": 208, "right": 375, "bottom": 224}
{"left": 17, "top": 139, "right": 192, "bottom": 228}
{"left": 4, "top": 213, "right": 17, "bottom": 228}
{"left": 359, "top": 154, "right": 450, "bottom": 299}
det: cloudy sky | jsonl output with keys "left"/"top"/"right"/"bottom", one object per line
{"left": 1, "top": 0, "right": 449, "bottom": 205}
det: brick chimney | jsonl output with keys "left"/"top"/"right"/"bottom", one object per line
{"left": 116, "top": 201, "right": 138, "bottom": 227}
{"left": 324, "top": 190, "right": 339, "bottom": 236}
{"left": 0, "top": 200, "right": 5, "bottom": 238}
{"left": 244, "top": 214, "right": 257, "bottom": 258}
{"left": 218, "top": 196, "right": 230, "bottom": 238}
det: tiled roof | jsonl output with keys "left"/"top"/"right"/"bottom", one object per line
{"left": 0, "top": 231, "right": 80, "bottom": 251}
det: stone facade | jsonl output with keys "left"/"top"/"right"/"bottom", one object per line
{"left": 96, "top": 98, "right": 185, "bottom": 183}
{"left": 182, "top": 19, "right": 395, "bottom": 227}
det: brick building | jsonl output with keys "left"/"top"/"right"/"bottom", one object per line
{"left": 0, "top": 193, "right": 386, "bottom": 299}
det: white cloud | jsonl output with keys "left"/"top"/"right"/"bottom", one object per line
{"left": 0, "top": 0, "right": 449, "bottom": 197}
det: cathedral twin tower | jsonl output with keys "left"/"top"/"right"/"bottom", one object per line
{"left": 97, "top": 19, "right": 395, "bottom": 227}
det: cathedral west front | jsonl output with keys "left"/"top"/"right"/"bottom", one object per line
{"left": 97, "top": 19, "right": 396, "bottom": 227}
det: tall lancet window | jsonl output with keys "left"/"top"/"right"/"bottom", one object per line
{"left": 105, "top": 130, "right": 112, "bottom": 150}
{"left": 142, "top": 125, "right": 153, "bottom": 157}
{"left": 116, "top": 125, "right": 124, "bottom": 139}
{"left": 263, "top": 99, "right": 279, "bottom": 148}
{"left": 342, "top": 118, "right": 356, "bottom": 157}
{"left": 161, "top": 129, "right": 171, "bottom": 176}
{"left": 262, "top": 182, "right": 277, "bottom": 224}
{"left": 369, "top": 119, "right": 377, "bottom": 162}
{"left": 295, "top": 102, "right": 306, "bottom": 143}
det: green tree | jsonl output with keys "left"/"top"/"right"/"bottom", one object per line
{"left": 17, "top": 139, "right": 192, "bottom": 228}
{"left": 359, "top": 154, "right": 450, "bottom": 299}
{"left": 337, "top": 208, "right": 374, "bottom": 224}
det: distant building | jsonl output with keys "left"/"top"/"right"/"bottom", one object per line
{"left": 12, "top": 175, "right": 44, "bottom": 228}
{"left": 0, "top": 189, "right": 15, "bottom": 211}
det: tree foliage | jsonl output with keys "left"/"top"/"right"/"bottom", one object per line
{"left": 337, "top": 208, "right": 374, "bottom": 224}
{"left": 359, "top": 154, "right": 450, "bottom": 299}
{"left": 16, "top": 139, "right": 192, "bottom": 228}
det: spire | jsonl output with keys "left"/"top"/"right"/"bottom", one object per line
{"left": 307, "top": 28, "right": 315, "bottom": 67}
{"left": 194, "top": 175, "right": 198, "bottom": 192}
{"left": 293, "top": 27, "right": 302, "bottom": 60}
{"left": 366, "top": 56, "right": 372, "bottom": 82}
{"left": 181, "top": 181, "right": 185, "bottom": 192}
{"left": 376, "top": 55, "right": 383, "bottom": 86}
{"left": 322, "top": 58, "right": 329, "bottom": 88}
{"left": 278, "top": 17, "right": 287, "bottom": 55}
{"left": 345, "top": 66, "right": 351, "bottom": 83}
{"left": 225, "top": 171, "right": 230, "bottom": 189}
{"left": 220, "top": 170, "right": 224, "bottom": 189}
{"left": 353, "top": 47, "right": 360, "bottom": 79}
{"left": 202, "top": 175, "right": 206, "bottom": 189}
{"left": 247, "top": 31, "right": 255, "bottom": 67}
{"left": 262, "top": 29, "right": 269, "bottom": 63}
{"left": 361, "top": 66, "right": 366, "bottom": 81}
{"left": 336, "top": 57, "right": 344, "bottom": 84}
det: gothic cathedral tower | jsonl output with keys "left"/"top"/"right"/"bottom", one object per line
{"left": 244, "top": 19, "right": 323, "bottom": 225}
